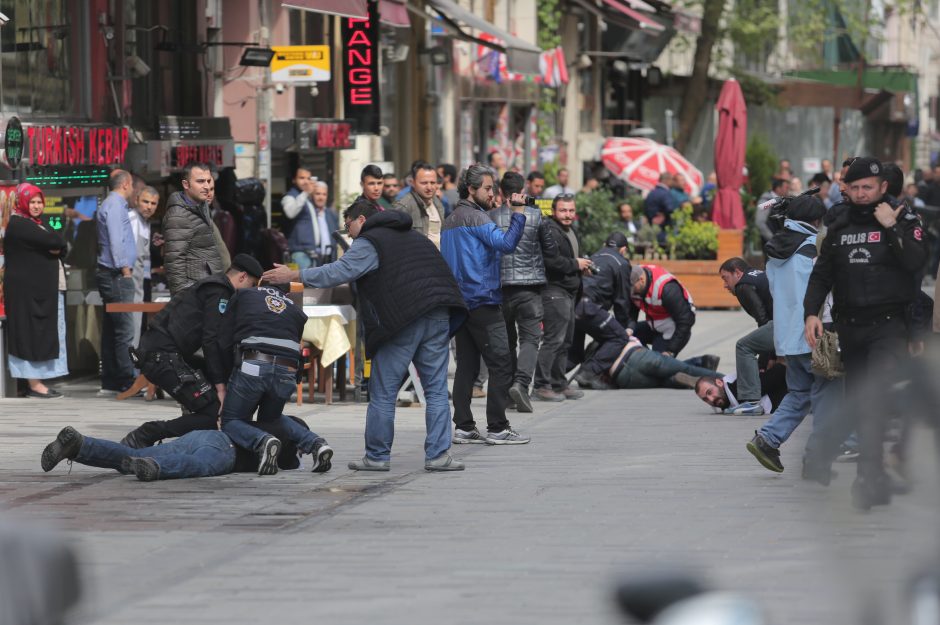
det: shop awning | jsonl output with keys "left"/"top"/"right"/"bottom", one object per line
{"left": 602, "top": 0, "right": 664, "bottom": 31}
{"left": 425, "top": 0, "right": 542, "bottom": 74}
{"left": 380, "top": 0, "right": 410, "bottom": 27}
{"left": 282, "top": 0, "right": 368, "bottom": 19}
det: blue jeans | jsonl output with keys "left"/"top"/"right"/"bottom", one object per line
{"left": 96, "top": 269, "right": 136, "bottom": 391}
{"left": 367, "top": 308, "right": 452, "bottom": 462}
{"left": 613, "top": 348, "right": 720, "bottom": 388}
{"left": 75, "top": 430, "right": 236, "bottom": 479}
{"left": 221, "top": 360, "right": 322, "bottom": 453}
{"left": 758, "top": 354, "right": 835, "bottom": 448}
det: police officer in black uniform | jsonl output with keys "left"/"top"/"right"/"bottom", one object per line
{"left": 218, "top": 284, "right": 333, "bottom": 475}
{"left": 119, "top": 254, "right": 263, "bottom": 448}
{"left": 569, "top": 232, "right": 633, "bottom": 389}
{"left": 803, "top": 157, "right": 928, "bottom": 510}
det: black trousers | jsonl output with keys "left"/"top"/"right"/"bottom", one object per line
{"left": 138, "top": 349, "right": 220, "bottom": 416}
{"left": 807, "top": 316, "right": 907, "bottom": 481}
{"left": 453, "top": 305, "right": 512, "bottom": 433}
{"left": 571, "top": 297, "right": 629, "bottom": 376}
{"left": 535, "top": 286, "right": 575, "bottom": 391}
{"left": 502, "top": 286, "right": 544, "bottom": 389}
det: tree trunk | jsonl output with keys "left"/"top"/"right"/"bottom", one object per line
{"left": 675, "top": 0, "right": 726, "bottom": 153}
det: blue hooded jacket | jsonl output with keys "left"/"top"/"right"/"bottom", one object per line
{"left": 441, "top": 198, "right": 525, "bottom": 310}
{"left": 765, "top": 218, "right": 817, "bottom": 356}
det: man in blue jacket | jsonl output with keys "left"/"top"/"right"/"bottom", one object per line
{"left": 746, "top": 196, "right": 837, "bottom": 475}
{"left": 441, "top": 164, "right": 530, "bottom": 445}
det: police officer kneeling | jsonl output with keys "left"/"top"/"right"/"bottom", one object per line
{"left": 120, "top": 254, "right": 262, "bottom": 448}
{"left": 803, "top": 157, "right": 928, "bottom": 510}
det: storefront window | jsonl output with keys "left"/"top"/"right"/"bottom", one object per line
{"left": 289, "top": 8, "right": 333, "bottom": 119}
{"left": 0, "top": 0, "right": 85, "bottom": 118}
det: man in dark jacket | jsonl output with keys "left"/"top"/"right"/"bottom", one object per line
{"left": 357, "top": 164, "right": 386, "bottom": 211}
{"left": 118, "top": 254, "right": 262, "bottom": 448}
{"left": 718, "top": 257, "right": 775, "bottom": 416}
{"left": 644, "top": 172, "right": 678, "bottom": 244}
{"left": 263, "top": 200, "right": 469, "bottom": 470}
{"left": 534, "top": 194, "right": 593, "bottom": 401}
{"left": 440, "top": 164, "right": 530, "bottom": 445}
{"left": 804, "top": 157, "right": 928, "bottom": 509}
{"left": 489, "top": 171, "right": 558, "bottom": 412}
{"left": 163, "top": 162, "right": 226, "bottom": 295}
{"left": 629, "top": 264, "right": 696, "bottom": 357}
{"left": 569, "top": 232, "right": 633, "bottom": 389}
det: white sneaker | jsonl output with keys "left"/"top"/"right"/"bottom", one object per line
{"left": 452, "top": 428, "right": 495, "bottom": 445}
{"left": 485, "top": 428, "right": 531, "bottom": 445}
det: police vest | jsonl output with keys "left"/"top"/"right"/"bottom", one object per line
{"left": 735, "top": 269, "right": 773, "bottom": 318}
{"left": 637, "top": 265, "right": 693, "bottom": 321}
{"left": 230, "top": 286, "right": 308, "bottom": 359}
{"left": 825, "top": 216, "right": 918, "bottom": 317}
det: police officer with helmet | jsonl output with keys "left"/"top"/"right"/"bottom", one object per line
{"left": 803, "top": 156, "right": 928, "bottom": 510}
{"left": 120, "top": 254, "right": 263, "bottom": 448}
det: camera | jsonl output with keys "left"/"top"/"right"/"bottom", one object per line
{"left": 510, "top": 195, "right": 538, "bottom": 207}
{"left": 582, "top": 257, "right": 600, "bottom": 275}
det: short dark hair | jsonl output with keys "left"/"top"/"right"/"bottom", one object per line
{"left": 411, "top": 161, "right": 436, "bottom": 179}
{"left": 486, "top": 152, "right": 500, "bottom": 166}
{"left": 694, "top": 376, "right": 720, "bottom": 394}
{"left": 719, "top": 257, "right": 750, "bottom": 274}
{"left": 292, "top": 165, "right": 312, "bottom": 180}
{"left": 551, "top": 193, "right": 576, "bottom": 210}
{"left": 382, "top": 173, "right": 398, "bottom": 181}
{"left": 361, "top": 165, "right": 383, "bottom": 182}
{"left": 183, "top": 162, "right": 212, "bottom": 181}
{"left": 808, "top": 173, "right": 831, "bottom": 186}
{"left": 882, "top": 163, "right": 904, "bottom": 197}
{"left": 527, "top": 171, "right": 545, "bottom": 183}
{"left": 344, "top": 198, "right": 379, "bottom": 222}
{"left": 771, "top": 178, "right": 788, "bottom": 191}
{"left": 500, "top": 171, "right": 525, "bottom": 196}
{"left": 438, "top": 163, "right": 457, "bottom": 182}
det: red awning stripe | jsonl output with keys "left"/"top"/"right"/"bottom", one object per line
{"left": 601, "top": 0, "right": 665, "bottom": 31}
{"left": 282, "top": 0, "right": 369, "bottom": 19}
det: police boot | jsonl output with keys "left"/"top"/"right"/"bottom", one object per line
{"left": 851, "top": 475, "right": 892, "bottom": 511}
{"left": 120, "top": 421, "right": 168, "bottom": 449}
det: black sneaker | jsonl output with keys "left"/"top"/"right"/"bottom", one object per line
{"left": 310, "top": 440, "right": 334, "bottom": 473}
{"left": 257, "top": 436, "right": 281, "bottom": 476}
{"left": 574, "top": 371, "right": 613, "bottom": 390}
{"left": 746, "top": 431, "right": 783, "bottom": 473}
{"left": 834, "top": 444, "right": 859, "bottom": 463}
{"left": 120, "top": 457, "right": 161, "bottom": 482}
{"left": 41, "top": 426, "right": 84, "bottom": 472}
{"left": 508, "top": 383, "right": 533, "bottom": 413}
{"left": 851, "top": 476, "right": 891, "bottom": 511}
{"left": 801, "top": 459, "right": 836, "bottom": 486}
{"left": 700, "top": 355, "right": 721, "bottom": 372}
{"left": 119, "top": 421, "right": 166, "bottom": 449}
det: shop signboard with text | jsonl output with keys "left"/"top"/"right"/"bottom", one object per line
{"left": 341, "top": 0, "right": 380, "bottom": 135}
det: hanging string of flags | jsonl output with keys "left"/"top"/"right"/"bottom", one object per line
{"left": 474, "top": 33, "right": 569, "bottom": 87}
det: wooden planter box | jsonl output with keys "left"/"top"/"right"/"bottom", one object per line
{"left": 653, "top": 229, "right": 744, "bottom": 309}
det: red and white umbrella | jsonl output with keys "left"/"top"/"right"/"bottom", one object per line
{"left": 601, "top": 137, "right": 704, "bottom": 196}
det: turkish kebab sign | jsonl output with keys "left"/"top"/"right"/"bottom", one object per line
{"left": 22, "top": 125, "right": 129, "bottom": 168}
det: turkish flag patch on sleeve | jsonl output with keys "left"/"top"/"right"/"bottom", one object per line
{"left": 868, "top": 231, "right": 881, "bottom": 243}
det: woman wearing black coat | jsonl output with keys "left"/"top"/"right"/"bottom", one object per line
{"left": 4, "top": 183, "right": 68, "bottom": 397}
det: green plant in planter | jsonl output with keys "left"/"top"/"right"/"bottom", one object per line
{"left": 573, "top": 188, "right": 620, "bottom": 254}
{"left": 542, "top": 160, "right": 561, "bottom": 187}
{"left": 667, "top": 204, "right": 719, "bottom": 260}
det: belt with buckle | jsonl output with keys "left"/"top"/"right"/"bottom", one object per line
{"left": 242, "top": 350, "right": 299, "bottom": 372}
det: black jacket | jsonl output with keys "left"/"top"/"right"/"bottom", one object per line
{"left": 629, "top": 271, "right": 696, "bottom": 355}
{"left": 357, "top": 210, "right": 467, "bottom": 358}
{"left": 804, "top": 203, "right": 927, "bottom": 323}
{"left": 489, "top": 204, "right": 555, "bottom": 286}
{"left": 583, "top": 245, "right": 633, "bottom": 327}
{"left": 733, "top": 269, "right": 773, "bottom": 326}
{"left": 142, "top": 273, "right": 234, "bottom": 385}
{"left": 725, "top": 363, "right": 787, "bottom": 412}
{"left": 542, "top": 217, "right": 582, "bottom": 296}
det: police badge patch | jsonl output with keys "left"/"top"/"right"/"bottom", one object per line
{"left": 265, "top": 295, "right": 287, "bottom": 314}
{"left": 218, "top": 299, "right": 228, "bottom": 313}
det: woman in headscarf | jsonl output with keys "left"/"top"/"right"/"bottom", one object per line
{"left": 3, "top": 183, "right": 68, "bottom": 397}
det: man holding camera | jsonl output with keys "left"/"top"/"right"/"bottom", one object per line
{"left": 534, "top": 194, "right": 594, "bottom": 401}
{"left": 488, "top": 172, "right": 558, "bottom": 412}
{"left": 282, "top": 167, "right": 339, "bottom": 270}
{"left": 804, "top": 157, "right": 928, "bottom": 510}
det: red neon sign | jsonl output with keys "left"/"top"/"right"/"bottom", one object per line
{"left": 172, "top": 145, "right": 226, "bottom": 168}
{"left": 345, "top": 19, "right": 374, "bottom": 105}
{"left": 26, "top": 126, "right": 129, "bottom": 167}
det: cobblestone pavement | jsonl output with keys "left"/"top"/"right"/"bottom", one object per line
{"left": 1, "top": 310, "right": 937, "bottom": 624}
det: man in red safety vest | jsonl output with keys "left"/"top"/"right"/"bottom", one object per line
{"left": 629, "top": 264, "right": 697, "bottom": 358}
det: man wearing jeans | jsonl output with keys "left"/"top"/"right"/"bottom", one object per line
{"left": 218, "top": 285, "right": 334, "bottom": 476}
{"left": 746, "top": 197, "right": 835, "bottom": 474}
{"left": 441, "top": 164, "right": 530, "bottom": 445}
{"left": 263, "top": 200, "right": 468, "bottom": 470}
{"left": 718, "top": 257, "right": 775, "bottom": 416}
{"left": 95, "top": 169, "right": 137, "bottom": 395}
{"left": 609, "top": 337, "right": 721, "bottom": 389}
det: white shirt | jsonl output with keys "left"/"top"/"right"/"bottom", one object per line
{"left": 544, "top": 184, "right": 575, "bottom": 200}
{"left": 128, "top": 209, "right": 151, "bottom": 278}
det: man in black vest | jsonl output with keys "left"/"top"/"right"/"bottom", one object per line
{"left": 217, "top": 284, "right": 334, "bottom": 476}
{"left": 263, "top": 200, "right": 468, "bottom": 471}
{"left": 119, "top": 254, "right": 262, "bottom": 448}
{"left": 804, "top": 156, "right": 928, "bottom": 510}
{"left": 489, "top": 171, "right": 557, "bottom": 412}
{"left": 718, "top": 257, "right": 775, "bottom": 416}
